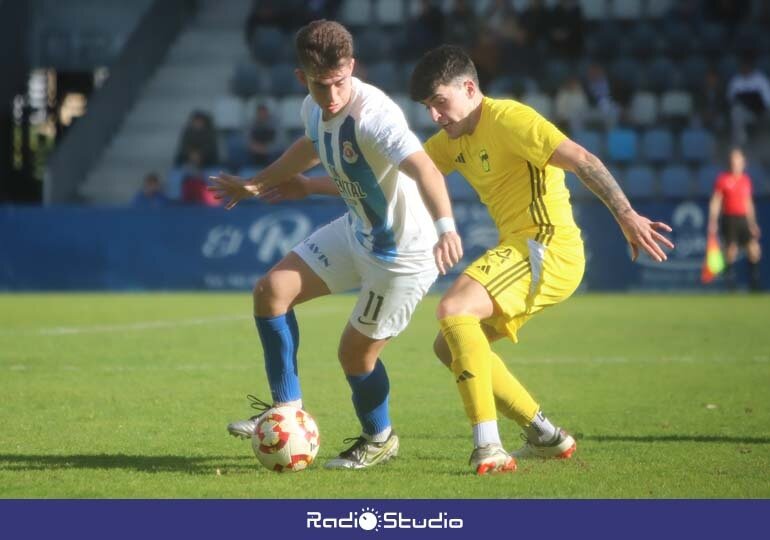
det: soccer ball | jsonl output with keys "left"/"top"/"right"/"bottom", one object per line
{"left": 251, "top": 406, "right": 320, "bottom": 472}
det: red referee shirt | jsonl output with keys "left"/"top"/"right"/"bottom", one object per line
{"left": 714, "top": 173, "right": 753, "bottom": 216}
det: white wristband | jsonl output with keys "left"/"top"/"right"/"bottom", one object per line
{"left": 434, "top": 217, "right": 456, "bottom": 236}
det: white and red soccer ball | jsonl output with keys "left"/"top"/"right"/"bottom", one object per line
{"left": 251, "top": 406, "right": 320, "bottom": 472}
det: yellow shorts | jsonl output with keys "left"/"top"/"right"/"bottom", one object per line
{"left": 464, "top": 226, "right": 585, "bottom": 342}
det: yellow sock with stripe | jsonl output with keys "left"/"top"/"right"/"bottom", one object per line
{"left": 439, "top": 315, "right": 496, "bottom": 424}
{"left": 489, "top": 351, "right": 539, "bottom": 427}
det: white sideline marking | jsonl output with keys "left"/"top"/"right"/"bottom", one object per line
{"left": 1, "top": 304, "right": 350, "bottom": 337}
{"left": 36, "top": 314, "right": 250, "bottom": 335}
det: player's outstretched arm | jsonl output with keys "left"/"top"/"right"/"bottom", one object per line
{"left": 208, "top": 137, "right": 320, "bottom": 209}
{"left": 549, "top": 139, "right": 674, "bottom": 262}
{"left": 399, "top": 151, "right": 463, "bottom": 274}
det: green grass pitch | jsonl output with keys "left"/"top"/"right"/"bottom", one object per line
{"left": 0, "top": 292, "right": 768, "bottom": 498}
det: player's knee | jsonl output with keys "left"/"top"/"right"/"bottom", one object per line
{"left": 253, "top": 273, "right": 285, "bottom": 315}
{"left": 436, "top": 295, "right": 463, "bottom": 320}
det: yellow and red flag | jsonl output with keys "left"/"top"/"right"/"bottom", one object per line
{"left": 700, "top": 233, "right": 725, "bottom": 284}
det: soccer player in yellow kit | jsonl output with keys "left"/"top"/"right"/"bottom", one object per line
{"left": 410, "top": 46, "right": 675, "bottom": 474}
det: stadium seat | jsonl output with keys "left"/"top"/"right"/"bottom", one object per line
{"left": 680, "top": 55, "right": 709, "bottom": 92}
{"left": 366, "top": 61, "right": 401, "bottom": 93}
{"left": 640, "top": 128, "right": 674, "bottom": 164}
{"left": 624, "top": 165, "right": 657, "bottom": 199}
{"left": 606, "top": 128, "right": 638, "bottom": 164}
{"left": 628, "top": 91, "right": 659, "bottom": 127}
{"left": 609, "top": 57, "right": 641, "bottom": 88}
{"left": 695, "top": 164, "right": 721, "bottom": 197}
{"left": 659, "top": 91, "right": 694, "bottom": 121}
{"left": 230, "top": 62, "right": 265, "bottom": 99}
{"left": 717, "top": 54, "right": 740, "bottom": 81}
{"left": 746, "top": 164, "right": 769, "bottom": 196}
{"left": 564, "top": 171, "right": 592, "bottom": 200}
{"left": 646, "top": 0, "right": 673, "bottom": 18}
{"left": 579, "top": 0, "right": 609, "bottom": 21}
{"left": 445, "top": 171, "right": 479, "bottom": 202}
{"left": 374, "top": 0, "right": 405, "bottom": 25}
{"left": 663, "top": 21, "right": 695, "bottom": 57}
{"left": 165, "top": 167, "right": 187, "bottom": 200}
{"left": 609, "top": 0, "right": 642, "bottom": 20}
{"left": 542, "top": 59, "right": 571, "bottom": 94}
{"left": 573, "top": 129, "right": 603, "bottom": 157}
{"left": 645, "top": 57, "right": 678, "bottom": 93}
{"left": 680, "top": 128, "right": 715, "bottom": 165}
{"left": 212, "top": 96, "right": 245, "bottom": 131}
{"left": 250, "top": 26, "right": 287, "bottom": 65}
{"left": 660, "top": 164, "right": 693, "bottom": 197}
{"left": 628, "top": 24, "right": 663, "bottom": 58}
{"left": 339, "top": 0, "right": 373, "bottom": 27}
{"left": 354, "top": 29, "right": 391, "bottom": 63}
{"left": 268, "top": 63, "right": 305, "bottom": 96}
{"left": 698, "top": 23, "right": 727, "bottom": 55}
{"left": 522, "top": 93, "right": 553, "bottom": 118}
{"left": 224, "top": 132, "right": 251, "bottom": 171}
{"left": 588, "top": 22, "right": 623, "bottom": 59}
{"left": 278, "top": 96, "right": 307, "bottom": 131}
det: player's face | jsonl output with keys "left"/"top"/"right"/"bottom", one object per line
{"left": 298, "top": 59, "right": 355, "bottom": 120}
{"left": 730, "top": 150, "right": 745, "bottom": 174}
{"left": 422, "top": 80, "right": 478, "bottom": 139}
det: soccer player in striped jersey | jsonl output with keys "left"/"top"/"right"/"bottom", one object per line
{"left": 209, "top": 21, "right": 462, "bottom": 470}
{"left": 410, "top": 45, "right": 675, "bottom": 474}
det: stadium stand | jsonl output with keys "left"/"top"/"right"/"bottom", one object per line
{"left": 69, "top": 0, "right": 770, "bottom": 205}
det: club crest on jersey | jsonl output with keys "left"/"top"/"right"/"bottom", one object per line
{"left": 342, "top": 141, "right": 359, "bottom": 164}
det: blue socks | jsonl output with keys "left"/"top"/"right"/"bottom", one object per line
{"left": 255, "top": 310, "right": 301, "bottom": 403}
{"left": 346, "top": 359, "right": 391, "bottom": 437}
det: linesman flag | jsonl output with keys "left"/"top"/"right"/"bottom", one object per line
{"left": 701, "top": 233, "right": 725, "bottom": 284}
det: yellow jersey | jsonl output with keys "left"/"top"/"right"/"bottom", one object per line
{"left": 424, "top": 96, "right": 579, "bottom": 244}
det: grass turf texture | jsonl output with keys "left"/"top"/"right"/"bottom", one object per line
{"left": 0, "top": 293, "right": 768, "bottom": 498}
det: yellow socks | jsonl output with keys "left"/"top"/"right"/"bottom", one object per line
{"left": 489, "top": 351, "right": 539, "bottom": 427}
{"left": 439, "top": 316, "right": 539, "bottom": 428}
{"left": 439, "top": 315, "right": 497, "bottom": 424}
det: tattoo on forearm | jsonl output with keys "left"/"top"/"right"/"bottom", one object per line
{"left": 575, "top": 155, "right": 632, "bottom": 218}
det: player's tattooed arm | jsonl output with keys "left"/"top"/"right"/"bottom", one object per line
{"left": 549, "top": 138, "right": 674, "bottom": 262}
{"left": 573, "top": 154, "right": 633, "bottom": 220}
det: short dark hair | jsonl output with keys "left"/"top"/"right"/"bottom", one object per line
{"left": 294, "top": 20, "right": 354, "bottom": 74}
{"left": 409, "top": 45, "right": 479, "bottom": 102}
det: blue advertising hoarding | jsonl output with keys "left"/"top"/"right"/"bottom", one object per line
{"left": 1, "top": 199, "right": 768, "bottom": 291}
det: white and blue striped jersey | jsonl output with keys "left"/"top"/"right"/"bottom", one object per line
{"left": 300, "top": 77, "right": 437, "bottom": 270}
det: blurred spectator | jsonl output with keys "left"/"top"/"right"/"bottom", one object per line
{"left": 555, "top": 76, "right": 590, "bottom": 133}
{"left": 248, "top": 103, "right": 282, "bottom": 166}
{"left": 707, "top": 148, "right": 762, "bottom": 290}
{"left": 132, "top": 172, "right": 170, "bottom": 208}
{"left": 444, "top": 0, "right": 479, "bottom": 49}
{"left": 704, "top": 0, "right": 750, "bottom": 26}
{"left": 471, "top": 33, "right": 503, "bottom": 90}
{"left": 244, "top": 0, "right": 285, "bottom": 44}
{"left": 727, "top": 55, "right": 770, "bottom": 146}
{"left": 482, "top": 0, "right": 516, "bottom": 40}
{"left": 175, "top": 110, "right": 219, "bottom": 168}
{"left": 404, "top": 0, "right": 444, "bottom": 59}
{"left": 517, "top": 0, "right": 549, "bottom": 50}
{"left": 584, "top": 62, "right": 619, "bottom": 128}
{"left": 697, "top": 68, "right": 727, "bottom": 131}
{"left": 547, "top": 0, "right": 583, "bottom": 59}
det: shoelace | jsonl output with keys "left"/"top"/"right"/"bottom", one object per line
{"left": 339, "top": 436, "right": 369, "bottom": 459}
{"left": 246, "top": 394, "right": 272, "bottom": 419}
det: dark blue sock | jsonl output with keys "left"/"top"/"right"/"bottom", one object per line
{"left": 255, "top": 311, "right": 301, "bottom": 403}
{"left": 346, "top": 359, "right": 391, "bottom": 437}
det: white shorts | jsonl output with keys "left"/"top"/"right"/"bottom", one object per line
{"left": 293, "top": 216, "right": 438, "bottom": 340}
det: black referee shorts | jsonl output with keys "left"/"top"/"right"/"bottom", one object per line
{"left": 720, "top": 215, "right": 752, "bottom": 246}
